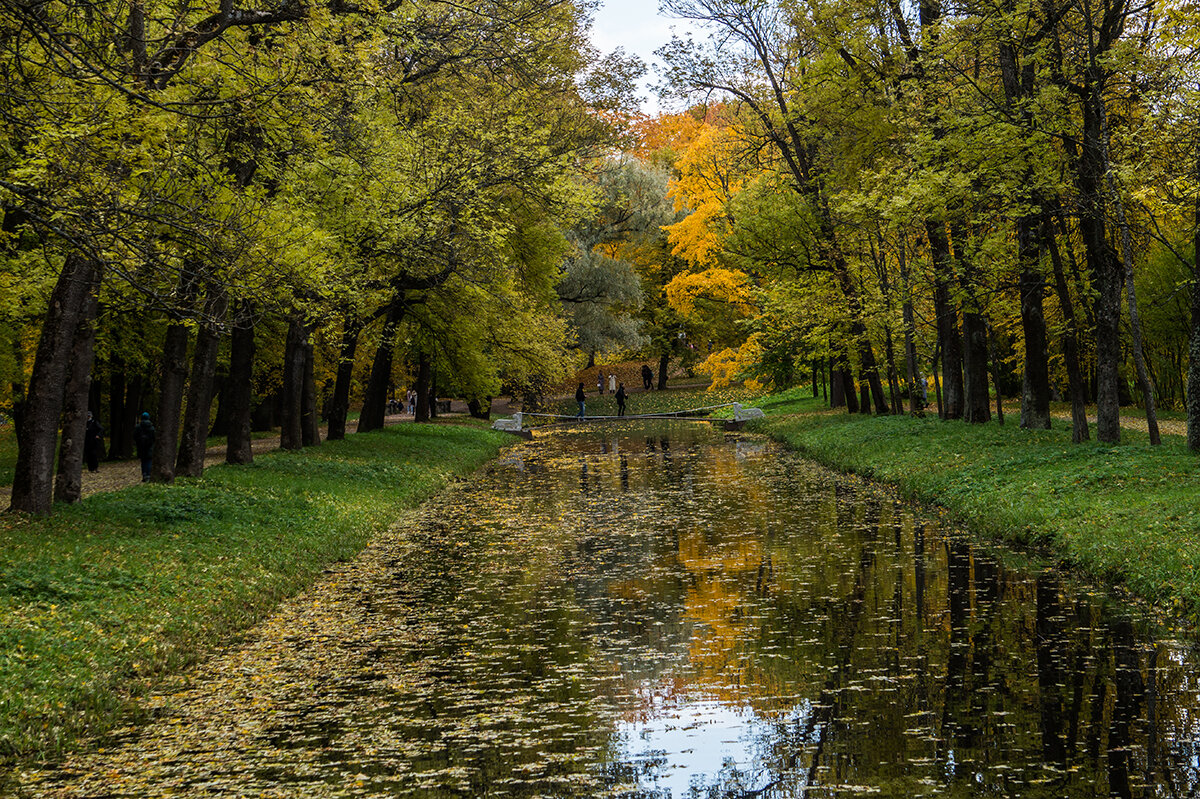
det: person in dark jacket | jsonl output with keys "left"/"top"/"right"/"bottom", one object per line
{"left": 133, "top": 412, "right": 156, "bottom": 481}
{"left": 641, "top": 364, "right": 653, "bottom": 390}
{"left": 575, "top": 383, "right": 586, "bottom": 420}
{"left": 615, "top": 383, "right": 627, "bottom": 417}
{"left": 84, "top": 411, "right": 105, "bottom": 472}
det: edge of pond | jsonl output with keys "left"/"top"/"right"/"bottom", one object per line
{"left": 750, "top": 413, "right": 1196, "bottom": 639}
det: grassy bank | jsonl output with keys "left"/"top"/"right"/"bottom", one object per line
{"left": 0, "top": 424, "right": 509, "bottom": 766}
{"left": 748, "top": 388, "right": 1200, "bottom": 617}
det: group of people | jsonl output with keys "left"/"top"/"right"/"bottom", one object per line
{"left": 385, "top": 389, "right": 418, "bottom": 416}
{"left": 80, "top": 410, "right": 158, "bottom": 481}
{"left": 576, "top": 369, "right": 646, "bottom": 420}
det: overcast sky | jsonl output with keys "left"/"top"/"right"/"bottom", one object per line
{"left": 590, "top": 0, "right": 698, "bottom": 115}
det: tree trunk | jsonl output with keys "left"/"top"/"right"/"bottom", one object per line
{"left": 1102, "top": 107, "right": 1159, "bottom": 445}
{"left": 414, "top": 351, "right": 432, "bottom": 423}
{"left": 961, "top": 310, "right": 992, "bottom": 423}
{"left": 280, "top": 316, "right": 305, "bottom": 450}
{"left": 657, "top": 352, "right": 669, "bottom": 390}
{"left": 933, "top": 346, "right": 944, "bottom": 419}
{"left": 989, "top": 324, "right": 1005, "bottom": 426}
{"left": 884, "top": 327, "right": 902, "bottom": 415}
{"left": 829, "top": 265, "right": 888, "bottom": 413}
{"left": 899, "top": 243, "right": 921, "bottom": 415}
{"left": 1077, "top": 80, "right": 1122, "bottom": 443}
{"left": 953, "top": 222, "right": 991, "bottom": 424}
{"left": 1018, "top": 242, "right": 1052, "bottom": 429}
{"left": 301, "top": 332, "right": 320, "bottom": 447}
{"left": 176, "top": 286, "right": 228, "bottom": 477}
{"left": 428, "top": 369, "right": 438, "bottom": 418}
{"left": 928, "top": 223, "right": 964, "bottom": 419}
{"left": 359, "top": 305, "right": 403, "bottom": 432}
{"left": 467, "top": 398, "right": 491, "bottom": 419}
{"left": 326, "top": 317, "right": 361, "bottom": 441}
{"left": 1118, "top": 214, "right": 1160, "bottom": 445}
{"left": 1045, "top": 216, "right": 1090, "bottom": 442}
{"left": 841, "top": 357, "right": 859, "bottom": 414}
{"left": 208, "top": 374, "right": 228, "bottom": 438}
{"left": 829, "top": 354, "right": 845, "bottom": 409}
{"left": 998, "top": 30, "right": 1051, "bottom": 430}
{"left": 225, "top": 302, "right": 256, "bottom": 464}
{"left": 88, "top": 378, "right": 102, "bottom": 420}
{"left": 11, "top": 254, "right": 99, "bottom": 515}
{"left": 151, "top": 319, "right": 192, "bottom": 483}
{"left": 54, "top": 286, "right": 100, "bottom": 503}
{"left": 1188, "top": 156, "right": 1200, "bottom": 452}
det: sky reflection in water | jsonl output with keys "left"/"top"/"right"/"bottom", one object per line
{"left": 21, "top": 421, "right": 1200, "bottom": 798}
{"left": 482, "top": 422, "right": 1200, "bottom": 797}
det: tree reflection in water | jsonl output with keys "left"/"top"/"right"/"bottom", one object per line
{"left": 22, "top": 422, "right": 1200, "bottom": 797}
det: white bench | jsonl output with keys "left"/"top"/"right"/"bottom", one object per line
{"left": 491, "top": 412, "right": 524, "bottom": 432}
{"left": 732, "top": 403, "right": 765, "bottom": 422}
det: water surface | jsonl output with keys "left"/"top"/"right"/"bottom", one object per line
{"left": 22, "top": 423, "right": 1200, "bottom": 797}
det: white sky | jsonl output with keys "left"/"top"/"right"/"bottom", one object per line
{"left": 589, "top": 0, "right": 699, "bottom": 115}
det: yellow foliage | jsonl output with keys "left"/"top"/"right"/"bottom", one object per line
{"left": 696, "top": 335, "right": 764, "bottom": 389}
{"left": 665, "top": 268, "right": 756, "bottom": 317}
{"left": 631, "top": 113, "right": 707, "bottom": 159}
{"left": 663, "top": 203, "right": 726, "bottom": 266}
{"left": 663, "top": 125, "right": 749, "bottom": 268}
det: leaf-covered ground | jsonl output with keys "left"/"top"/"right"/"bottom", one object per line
{"left": 0, "top": 424, "right": 508, "bottom": 773}
{"left": 14, "top": 526, "right": 420, "bottom": 797}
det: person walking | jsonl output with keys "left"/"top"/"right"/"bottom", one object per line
{"left": 641, "top": 363, "right": 653, "bottom": 390}
{"left": 83, "top": 411, "right": 105, "bottom": 473}
{"left": 608, "top": 373, "right": 616, "bottom": 393}
{"left": 597, "top": 372, "right": 604, "bottom": 395}
{"left": 133, "top": 412, "right": 156, "bottom": 482}
{"left": 575, "top": 383, "right": 587, "bottom": 419}
{"left": 615, "top": 383, "right": 627, "bottom": 417}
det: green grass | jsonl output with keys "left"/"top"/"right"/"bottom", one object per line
{"left": 0, "top": 424, "right": 509, "bottom": 766}
{"left": 752, "top": 395, "right": 1200, "bottom": 618}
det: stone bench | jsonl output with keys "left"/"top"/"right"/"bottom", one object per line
{"left": 492, "top": 412, "right": 524, "bottom": 432}
{"left": 732, "top": 403, "right": 765, "bottom": 422}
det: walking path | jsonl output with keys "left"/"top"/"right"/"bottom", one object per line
{"left": 0, "top": 412, "right": 425, "bottom": 505}
{"left": 1013, "top": 402, "right": 1186, "bottom": 438}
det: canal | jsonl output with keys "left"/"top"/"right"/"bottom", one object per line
{"left": 21, "top": 422, "right": 1200, "bottom": 797}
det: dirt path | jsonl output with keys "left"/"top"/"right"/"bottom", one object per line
{"left": 0, "top": 412, "right": 427, "bottom": 505}
{"left": 1074, "top": 412, "right": 1186, "bottom": 437}
{"left": 1016, "top": 404, "right": 1185, "bottom": 437}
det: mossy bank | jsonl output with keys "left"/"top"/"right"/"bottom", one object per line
{"left": 0, "top": 424, "right": 509, "bottom": 768}
{"left": 750, "top": 389, "right": 1200, "bottom": 621}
